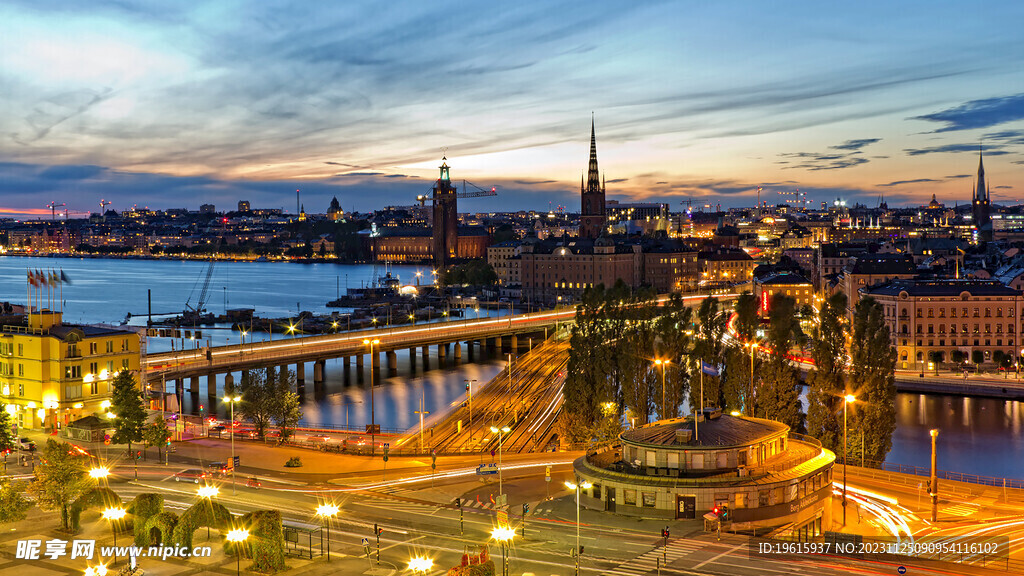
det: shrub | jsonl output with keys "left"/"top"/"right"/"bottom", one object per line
{"left": 284, "top": 457, "right": 302, "bottom": 468}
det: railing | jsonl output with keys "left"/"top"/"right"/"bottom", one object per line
{"left": 836, "top": 456, "right": 1024, "bottom": 490}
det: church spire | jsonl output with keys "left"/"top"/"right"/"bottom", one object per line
{"left": 586, "top": 117, "right": 601, "bottom": 193}
{"left": 976, "top": 146, "right": 986, "bottom": 202}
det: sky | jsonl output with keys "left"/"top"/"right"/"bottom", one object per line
{"left": 2, "top": 0, "right": 1024, "bottom": 217}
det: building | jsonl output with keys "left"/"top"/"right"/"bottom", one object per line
{"left": 840, "top": 253, "right": 917, "bottom": 311}
{"left": 0, "top": 310, "right": 141, "bottom": 432}
{"left": 863, "top": 279, "right": 1021, "bottom": 371}
{"left": 579, "top": 120, "right": 607, "bottom": 238}
{"left": 814, "top": 243, "right": 872, "bottom": 291}
{"left": 973, "top": 149, "right": 992, "bottom": 243}
{"left": 754, "top": 273, "right": 814, "bottom": 313}
{"left": 238, "top": 200, "right": 251, "bottom": 212}
{"left": 642, "top": 243, "right": 700, "bottom": 293}
{"left": 573, "top": 412, "right": 833, "bottom": 536}
{"left": 487, "top": 241, "right": 522, "bottom": 286}
{"left": 699, "top": 247, "right": 755, "bottom": 288}
{"left": 327, "top": 196, "right": 344, "bottom": 221}
{"left": 366, "top": 226, "right": 489, "bottom": 263}
{"left": 199, "top": 204, "right": 216, "bottom": 214}
{"left": 519, "top": 238, "right": 642, "bottom": 302}
{"left": 432, "top": 158, "right": 459, "bottom": 266}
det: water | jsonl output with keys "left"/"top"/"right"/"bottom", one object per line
{"left": 3, "top": 256, "right": 1022, "bottom": 478}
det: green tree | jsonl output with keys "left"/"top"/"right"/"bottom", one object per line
{"left": 271, "top": 368, "right": 302, "bottom": 442}
{"left": 563, "top": 288, "right": 614, "bottom": 441}
{"left": 733, "top": 291, "right": 759, "bottom": 342}
{"left": 110, "top": 371, "right": 147, "bottom": 460}
{"left": 0, "top": 407, "right": 16, "bottom": 454}
{"left": 806, "top": 292, "right": 848, "bottom": 453}
{"left": 848, "top": 297, "right": 897, "bottom": 462}
{"left": 690, "top": 297, "right": 724, "bottom": 413}
{"left": 239, "top": 369, "right": 275, "bottom": 439}
{"left": 143, "top": 418, "right": 170, "bottom": 462}
{"left": 721, "top": 344, "right": 756, "bottom": 413}
{"left": 0, "top": 478, "right": 32, "bottom": 523}
{"left": 27, "top": 439, "right": 90, "bottom": 531}
{"left": 654, "top": 296, "right": 692, "bottom": 419}
{"left": 755, "top": 295, "right": 805, "bottom": 431}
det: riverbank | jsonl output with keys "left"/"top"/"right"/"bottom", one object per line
{"left": 894, "top": 372, "right": 1024, "bottom": 400}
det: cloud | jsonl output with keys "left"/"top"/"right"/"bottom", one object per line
{"left": 878, "top": 178, "right": 940, "bottom": 187}
{"left": 945, "top": 174, "right": 971, "bottom": 179}
{"left": 830, "top": 138, "right": 882, "bottom": 151}
{"left": 903, "top": 143, "right": 1011, "bottom": 156}
{"left": 995, "top": 185, "right": 1013, "bottom": 189}
{"left": 913, "top": 93, "right": 1024, "bottom": 132}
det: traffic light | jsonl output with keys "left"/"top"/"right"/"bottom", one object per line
{"left": 166, "top": 436, "right": 172, "bottom": 446}
{"left": 661, "top": 527, "right": 670, "bottom": 538}
{"left": 720, "top": 505, "right": 729, "bottom": 521}
{"left": 454, "top": 498, "right": 461, "bottom": 509}
{"left": 465, "top": 382, "right": 470, "bottom": 391}
{"left": 522, "top": 503, "right": 530, "bottom": 514}
{"left": 374, "top": 523, "right": 383, "bottom": 536}
{"left": 579, "top": 545, "right": 585, "bottom": 556}
{"left": 136, "top": 450, "right": 142, "bottom": 460}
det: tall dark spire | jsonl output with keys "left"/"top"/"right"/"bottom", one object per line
{"left": 976, "top": 146, "right": 986, "bottom": 202}
{"left": 586, "top": 117, "right": 601, "bottom": 193}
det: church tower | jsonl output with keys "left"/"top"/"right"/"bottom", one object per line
{"left": 580, "top": 119, "right": 607, "bottom": 238}
{"left": 432, "top": 157, "right": 459, "bottom": 267}
{"left": 972, "top": 147, "right": 992, "bottom": 242}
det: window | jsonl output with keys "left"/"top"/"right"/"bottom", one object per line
{"left": 646, "top": 450, "right": 657, "bottom": 468}
{"left": 735, "top": 492, "right": 746, "bottom": 508}
{"left": 17, "top": 344, "right": 22, "bottom": 356}
{"left": 592, "top": 484, "right": 602, "bottom": 500}
{"left": 17, "top": 364, "right": 23, "bottom": 377}
{"left": 758, "top": 490, "right": 769, "bottom": 507}
{"left": 89, "top": 362, "right": 98, "bottom": 375}
{"left": 65, "top": 365, "right": 82, "bottom": 379}
{"left": 89, "top": 342, "right": 97, "bottom": 355}
{"left": 642, "top": 492, "right": 656, "bottom": 507}
{"left": 624, "top": 489, "right": 637, "bottom": 506}
{"left": 90, "top": 381, "right": 97, "bottom": 395}
{"left": 106, "top": 341, "right": 113, "bottom": 353}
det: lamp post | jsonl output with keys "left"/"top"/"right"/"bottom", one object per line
{"left": 363, "top": 338, "right": 380, "bottom": 451}
{"left": 490, "top": 426, "right": 511, "bottom": 496}
{"left": 226, "top": 528, "right": 249, "bottom": 576}
{"left": 929, "top": 428, "right": 939, "bottom": 522}
{"left": 223, "top": 394, "right": 242, "bottom": 495}
{"left": 89, "top": 466, "right": 110, "bottom": 483}
{"left": 101, "top": 507, "right": 126, "bottom": 562}
{"left": 465, "top": 379, "right": 476, "bottom": 441}
{"left": 197, "top": 485, "right": 219, "bottom": 540}
{"left": 747, "top": 342, "right": 758, "bottom": 416}
{"left": 315, "top": 503, "right": 340, "bottom": 561}
{"left": 842, "top": 393, "right": 856, "bottom": 526}
{"left": 564, "top": 478, "right": 592, "bottom": 576}
{"left": 654, "top": 359, "right": 668, "bottom": 419}
{"left": 491, "top": 526, "right": 515, "bottom": 576}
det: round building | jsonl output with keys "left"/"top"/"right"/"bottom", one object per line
{"left": 572, "top": 410, "right": 834, "bottom": 537}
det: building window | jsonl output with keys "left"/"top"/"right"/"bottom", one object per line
{"left": 122, "top": 359, "right": 129, "bottom": 370}
{"left": 17, "top": 344, "right": 22, "bottom": 356}
{"left": 89, "top": 342, "right": 97, "bottom": 355}
{"left": 106, "top": 341, "right": 114, "bottom": 353}
{"left": 642, "top": 492, "right": 656, "bottom": 508}
{"left": 758, "top": 490, "right": 769, "bottom": 507}
{"left": 624, "top": 489, "right": 637, "bottom": 506}
{"left": 17, "top": 364, "right": 23, "bottom": 377}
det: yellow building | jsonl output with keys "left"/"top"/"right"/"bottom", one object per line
{"left": 0, "top": 310, "right": 141, "bottom": 431}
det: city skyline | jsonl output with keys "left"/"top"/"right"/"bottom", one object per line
{"left": 2, "top": 1, "right": 1024, "bottom": 216}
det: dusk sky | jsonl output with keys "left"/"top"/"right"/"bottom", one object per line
{"left": 2, "top": 1, "right": 1024, "bottom": 217}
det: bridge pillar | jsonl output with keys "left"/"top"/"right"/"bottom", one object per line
{"left": 467, "top": 341, "right": 475, "bottom": 361}
{"left": 453, "top": 342, "right": 462, "bottom": 363}
{"left": 386, "top": 350, "right": 397, "bottom": 376}
{"left": 438, "top": 343, "right": 447, "bottom": 363}
{"left": 408, "top": 347, "right": 416, "bottom": 370}
{"left": 485, "top": 337, "right": 495, "bottom": 352}
{"left": 510, "top": 335, "right": 518, "bottom": 353}
{"left": 313, "top": 360, "right": 325, "bottom": 384}
{"left": 356, "top": 354, "right": 364, "bottom": 369}
{"left": 189, "top": 376, "right": 200, "bottom": 394}
{"left": 296, "top": 362, "right": 305, "bottom": 384}
{"left": 207, "top": 373, "right": 217, "bottom": 398}
{"left": 224, "top": 373, "right": 234, "bottom": 394}
{"left": 421, "top": 346, "right": 430, "bottom": 370}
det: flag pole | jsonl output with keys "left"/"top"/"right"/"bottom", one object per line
{"left": 696, "top": 366, "right": 702, "bottom": 443}
{"left": 26, "top": 271, "right": 31, "bottom": 314}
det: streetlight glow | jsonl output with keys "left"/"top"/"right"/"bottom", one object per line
{"left": 89, "top": 466, "right": 110, "bottom": 479}
{"left": 101, "top": 507, "right": 126, "bottom": 521}
{"left": 408, "top": 557, "right": 434, "bottom": 572}
{"left": 491, "top": 526, "right": 516, "bottom": 541}
{"left": 844, "top": 394, "right": 857, "bottom": 403}
{"left": 315, "top": 503, "right": 340, "bottom": 517}
{"left": 197, "top": 485, "right": 219, "bottom": 499}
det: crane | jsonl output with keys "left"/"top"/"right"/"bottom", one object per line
{"left": 100, "top": 199, "right": 112, "bottom": 211}
{"left": 185, "top": 260, "right": 216, "bottom": 315}
{"left": 416, "top": 180, "right": 497, "bottom": 206}
{"left": 46, "top": 201, "right": 66, "bottom": 220}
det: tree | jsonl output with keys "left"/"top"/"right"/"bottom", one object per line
{"left": 950, "top": 350, "right": 967, "bottom": 364}
{"left": 0, "top": 478, "right": 32, "bottom": 523}
{"left": 143, "top": 418, "right": 170, "bottom": 462}
{"left": 755, "top": 295, "right": 805, "bottom": 432}
{"left": 564, "top": 288, "right": 615, "bottom": 439}
{"left": 271, "top": 368, "right": 301, "bottom": 442}
{"left": 733, "top": 291, "right": 759, "bottom": 342}
{"left": 971, "top": 350, "right": 984, "bottom": 367}
{"left": 720, "top": 345, "right": 755, "bottom": 413}
{"left": 690, "top": 297, "right": 724, "bottom": 413}
{"left": 239, "top": 369, "right": 276, "bottom": 439}
{"left": 806, "top": 292, "right": 847, "bottom": 453}
{"left": 27, "top": 439, "right": 90, "bottom": 531}
{"left": 654, "top": 296, "right": 692, "bottom": 419}
{"left": 848, "top": 297, "right": 897, "bottom": 462}
{"left": 0, "top": 407, "right": 16, "bottom": 454}
{"left": 110, "top": 371, "right": 147, "bottom": 458}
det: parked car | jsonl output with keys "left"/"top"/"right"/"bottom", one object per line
{"left": 17, "top": 438, "right": 36, "bottom": 452}
{"left": 173, "top": 469, "right": 208, "bottom": 483}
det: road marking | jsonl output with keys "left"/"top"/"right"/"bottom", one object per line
{"left": 692, "top": 542, "right": 746, "bottom": 569}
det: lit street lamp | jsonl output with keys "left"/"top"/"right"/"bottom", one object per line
{"left": 89, "top": 466, "right": 110, "bottom": 481}
{"left": 564, "top": 478, "right": 592, "bottom": 576}
{"left": 223, "top": 394, "right": 242, "bottom": 494}
{"left": 654, "top": 359, "right": 669, "bottom": 419}
{"left": 929, "top": 428, "right": 939, "bottom": 522}
{"left": 84, "top": 564, "right": 108, "bottom": 576}
{"left": 746, "top": 342, "right": 759, "bottom": 416}
{"left": 490, "top": 426, "right": 511, "bottom": 495}
{"left": 315, "top": 503, "right": 340, "bottom": 561}
{"left": 197, "top": 485, "right": 219, "bottom": 540}
{"left": 842, "top": 393, "right": 856, "bottom": 526}
{"left": 464, "top": 379, "right": 477, "bottom": 442}
{"left": 491, "top": 526, "right": 515, "bottom": 576}
{"left": 226, "top": 528, "right": 249, "bottom": 576}
{"left": 101, "top": 507, "right": 126, "bottom": 562}
{"left": 408, "top": 556, "right": 433, "bottom": 573}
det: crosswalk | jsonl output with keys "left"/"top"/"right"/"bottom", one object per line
{"left": 941, "top": 502, "right": 979, "bottom": 517}
{"left": 605, "top": 540, "right": 703, "bottom": 576}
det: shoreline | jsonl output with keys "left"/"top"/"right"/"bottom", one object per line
{"left": 0, "top": 251, "right": 376, "bottom": 265}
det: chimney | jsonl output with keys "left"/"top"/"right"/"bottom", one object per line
{"left": 675, "top": 428, "right": 693, "bottom": 443}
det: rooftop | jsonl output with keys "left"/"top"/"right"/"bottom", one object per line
{"left": 622, "top": 414, "right": 787, "bottom": 449}
{"left": 863, "top": 278, "right": 1021, "bottom": 297}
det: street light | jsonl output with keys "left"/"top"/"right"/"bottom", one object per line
{"left": 89, "top": 466, "right": 110, "bottom": 481}
{"left": 564, "top": 478, "right": 592, "bottom": 576}
{"left": 490, "top": 426, "right": 511, "bottom": 496}
{"left": 929, "top": 428, "right": 939, "bottom": 522}
{"left": 408, "top": 556, "right": 433, "bottom": 573}
{"left": 223, "top": 394, "right": 242, "bottom": 495}
{"left": 315, "top": 503, "right": 340, "bottom": 561}
{"left": 363, "top": 338, "right": 381, "bottom": 451}
{"left": 654, "top": 359, "right": 669, "bottom": 419}
{"left": 101, "top": 507, "right": 126, "bottom": 562}
{"left": 197, "top": 485, "right": 219, "bottom": 540}
{"left": 491, "top": 526, "right": 515, "bottom": 576}
{"left": 84, "top": 564, "right": 108, "bottom": 576}
{"left": 842, "top": 393, "right": 856, "bottom": 526}
{"left": 464, "top": 379, "right": 477, "bottom": 442}
{"left": 746, "top": 342, "right": 759, "bottom": 416}
{"left": 225, "top": 528, "right": 249, "bottom": 576}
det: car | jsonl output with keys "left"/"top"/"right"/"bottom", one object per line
{"left": 205, "top": 462, "right": 230, "bottom": 476}
{"left": 342, "top": 435, "right": 368, "bottom": 454}
{"left": 245, "top": 476, "right": 262, "bottom": 489}
{"left": 173, "top": 469, "right": 208, "bottom": 483}
{"left": 17, "top": 438, "right": 36, "bottom": 452}
{"left": 476, "top": 463, "right": 499, "bottom": 476}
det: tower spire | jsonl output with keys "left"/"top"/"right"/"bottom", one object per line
{"left": 976, "top": 145, "right": 986, "bottom": 202}
{"left": 587, "top": 116, "right": 600, "bottom": 193}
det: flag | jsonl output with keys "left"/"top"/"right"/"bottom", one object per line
{"left": 60, "top": 270, "right": 71, "bottom": 284}
{"left": 49, "top": 271, "right": 59, "bottom": 286}
{"left": 700, "top": 361, "right": 719, "bottom": 377}
{"left": 36, "top": 270, "right": 45, "bottom": 285}
{"left": 27, "top": 270, "right": 35, "bottom": 287}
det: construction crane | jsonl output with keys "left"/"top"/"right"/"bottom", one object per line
{"left": 46, "top": 201, "right": 66, "bottom": 220}
{"left": 416, "top": 180, "right": 497, "bottom": 206}
{"left": 100, "top": 199, "right": 112, "bottom": 212}
{"left": 185, "top": 260, "right": 216, "bottom": 315}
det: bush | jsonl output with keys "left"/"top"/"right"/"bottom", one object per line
{"left": 238, "top": 510, "right": 286, "bottom": 573}
{"left": 284, "top": 457, "right": 302, "bottom": 468}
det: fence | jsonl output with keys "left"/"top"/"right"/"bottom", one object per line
{"left": 836, "top": 456, "right": 1024, "bottom": 491}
